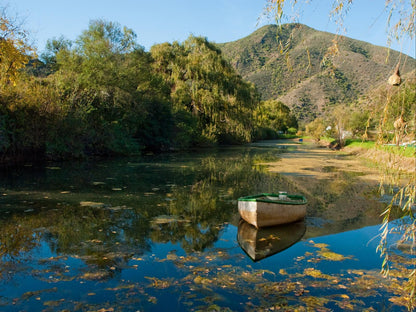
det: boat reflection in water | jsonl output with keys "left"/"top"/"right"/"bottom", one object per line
{"left": 237, "top": 220, "right": 306, "bottom": 262}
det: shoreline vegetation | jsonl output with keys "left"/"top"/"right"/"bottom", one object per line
{"left": 324, "top": 139, "right": 416, "bottom": 175}
{"left": 2, "top": 16, "right": 414, "bottom": 167}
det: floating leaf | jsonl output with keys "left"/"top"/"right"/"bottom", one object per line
{"left": 318, "top": 250, "right": 349, "bottom": 261}
{"left": 167, "top": 253, "right": 178, "bottom": 261}
{"left": 92, "top": 182, "right": 106, "bottom": 186}
{"left": 148, "top": 296, "right": 157, "bottom": 304}
{"left": 145, "top": 277, "right": 172, "bottom": 289}
{"left": 313, "top": 243, "right": 329, "bottom": 249}
{"left": 43, "top": 300, "right": 63, "bottom": 307}
{"left": 301, "top": 296, "right": 330, "bottom": 308}
{"left": 279, "top": 269, "right": 288, "bottom": 275}
{"left": 81, "top": 271, "right": 110, "bottom": 280}
{"left": 79, "top": 201, "right": 105, "bottom": 208}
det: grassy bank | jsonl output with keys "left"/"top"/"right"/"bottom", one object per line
{"left": 342, "top": 139, "right": 415, "bottom": 174}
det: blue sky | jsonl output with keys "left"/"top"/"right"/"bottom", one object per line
{"left": 6, "top": 0, "right": 416, "bottom": 57}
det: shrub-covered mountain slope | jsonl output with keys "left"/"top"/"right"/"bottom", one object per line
{"left": 218, "top": 24, "right": 416, "bottom": 122}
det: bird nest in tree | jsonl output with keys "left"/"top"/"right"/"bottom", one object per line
{"left": 388, "top": 63, "right": 401, "bottom": 86}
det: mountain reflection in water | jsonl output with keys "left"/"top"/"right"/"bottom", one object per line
{"left": 0, "top": 142, "right": 410, "bottom": 311}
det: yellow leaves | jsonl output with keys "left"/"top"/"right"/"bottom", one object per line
{"left": 166, "top": 253, "right": 178, "bottom": 261}
{"left": 193, "top": 275, "right": 211, "bottom": 285}
{"left": 318, "top": 250, "right": 348, "bottom": 261}
{"left": 0, "top": 17, "right": 7, "bottom": 32}
{"left": 264, "top": 0, "right": 286, "bottom": 22}
{"left": 300, "top": 296, "right": 330, "bottom": 308}
{"left": 310, "top": 241, "right": 352, "bottom": 261}
{"left": 81, "top": 271, "right": 109, "bottom": 280}
{"left": 0, "top": 14, "right": 34, "bottom": 87}
{"left": 145, "top": 277, "right": 172, "bottom": 289}
{"left": 303, "top": 268, "right": 333, "bottom": 280}
{"left": 336, "top": 299, "right": 355, "bottom": 310}
{"left": 313, "top": 243, "right": 329, "bottom": 249}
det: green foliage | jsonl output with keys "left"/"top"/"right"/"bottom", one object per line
{"left": 40, "top": 36, "right": 72, "bottom": 74}
{"left": 151, "top": 35, "right": 260, "bottom": 146}
{"left": 374, "top": 81, "right": 416, "bottom": 145}
{"left": 253, "top": 99, "right": 298, "bottom": 140}
{"left": 47, "top": 20, "right": 173, "bottom": 156}
{"left": 0, "top": 19, "right": 270, "bottom": 160}
{"left": 348, "top": 110, "right": 371, "bottom": 138}
{"left": 0, "top": 76, "right": 63, "bottom": 161}
{"left": 305, "top": 118, "right": 326, "bottom": 142}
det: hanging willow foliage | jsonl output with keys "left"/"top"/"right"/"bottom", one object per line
{"left": 263, "top": 1, "right": 415, "bottom": 310}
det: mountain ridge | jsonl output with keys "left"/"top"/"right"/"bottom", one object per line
{"left": 218, "top": 23, "right": 416, "bottom": 122}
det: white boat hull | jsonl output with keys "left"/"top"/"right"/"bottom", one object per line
{"left": 238, "top": 193, "right": 307, "bottom": 228}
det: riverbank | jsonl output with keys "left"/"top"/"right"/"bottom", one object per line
{"left": 255, "top": 139, "right": 382, "bottom": 183}
{"left": 262, "top": 138, "right": 415, "bottom": 177}
{"left": 252, "top": 139, "right": 414, "bottom": 237}
{"left": 346, "top": 145, "right": 416, "bottom": 175}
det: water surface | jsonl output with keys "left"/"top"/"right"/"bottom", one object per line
{"left": 0, "top": 142, "right": 412, "bottom": 311}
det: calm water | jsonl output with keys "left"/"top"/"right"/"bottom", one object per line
{"left": 0, "top": 142, "right": 412, "bottom": 311}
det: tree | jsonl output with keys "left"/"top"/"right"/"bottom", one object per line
{"left": 254, "top": 99, "right": 298, "bottom": 139}
{"left": 0, "top": 7, "right": 35, "bottom": 86}
{"left": 305, "top": 118, "right": 326, "bottom": 142}
{"left": 330, "top": 106, "right": 350, "bottom": 148}
{"left": 50, "top": 19, "right": 172, "bottom": 155}
{"left": 151, "top": 35, "right": 259, "bottom": 146}
{"left": 348, "top": 110, "right": 370, "bottom": 139}
{"left": 40, "top": 35, "right": 72, "bottom": 73}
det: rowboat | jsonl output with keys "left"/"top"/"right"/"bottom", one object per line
{"left": 238, "top": 192, "right": 307, "bottom": 228}
{"left": 237, "top": 219, "right": 306, "bottom": 261}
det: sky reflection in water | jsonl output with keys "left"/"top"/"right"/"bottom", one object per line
{"left": 0, "top": 144, "right": 412, "bottom": 311}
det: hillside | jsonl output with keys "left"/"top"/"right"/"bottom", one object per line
{"left": 218, "top": 24, "right": 416, "bottom": 122}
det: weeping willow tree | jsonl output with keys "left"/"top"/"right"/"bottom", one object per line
{"left": 264, "top": 0, "right": 415, "bottom": 310}
{"left": 151, "top": 35, "right": 259, "bottom": 147}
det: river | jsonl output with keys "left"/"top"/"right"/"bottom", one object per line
{"left": 0, "top": 140, "right": 412, "bottom": 311}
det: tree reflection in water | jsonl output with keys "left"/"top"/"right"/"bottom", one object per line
{"left": 0, "top": 144, "right": 411, "bottom": 311}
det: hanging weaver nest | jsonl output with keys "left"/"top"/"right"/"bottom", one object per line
{"left": 388, "top": 63, "right": 401, "bottom": 86}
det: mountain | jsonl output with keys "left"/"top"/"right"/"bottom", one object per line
{"left": 218, "top": 24, "right": 416, "bottom": 122}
